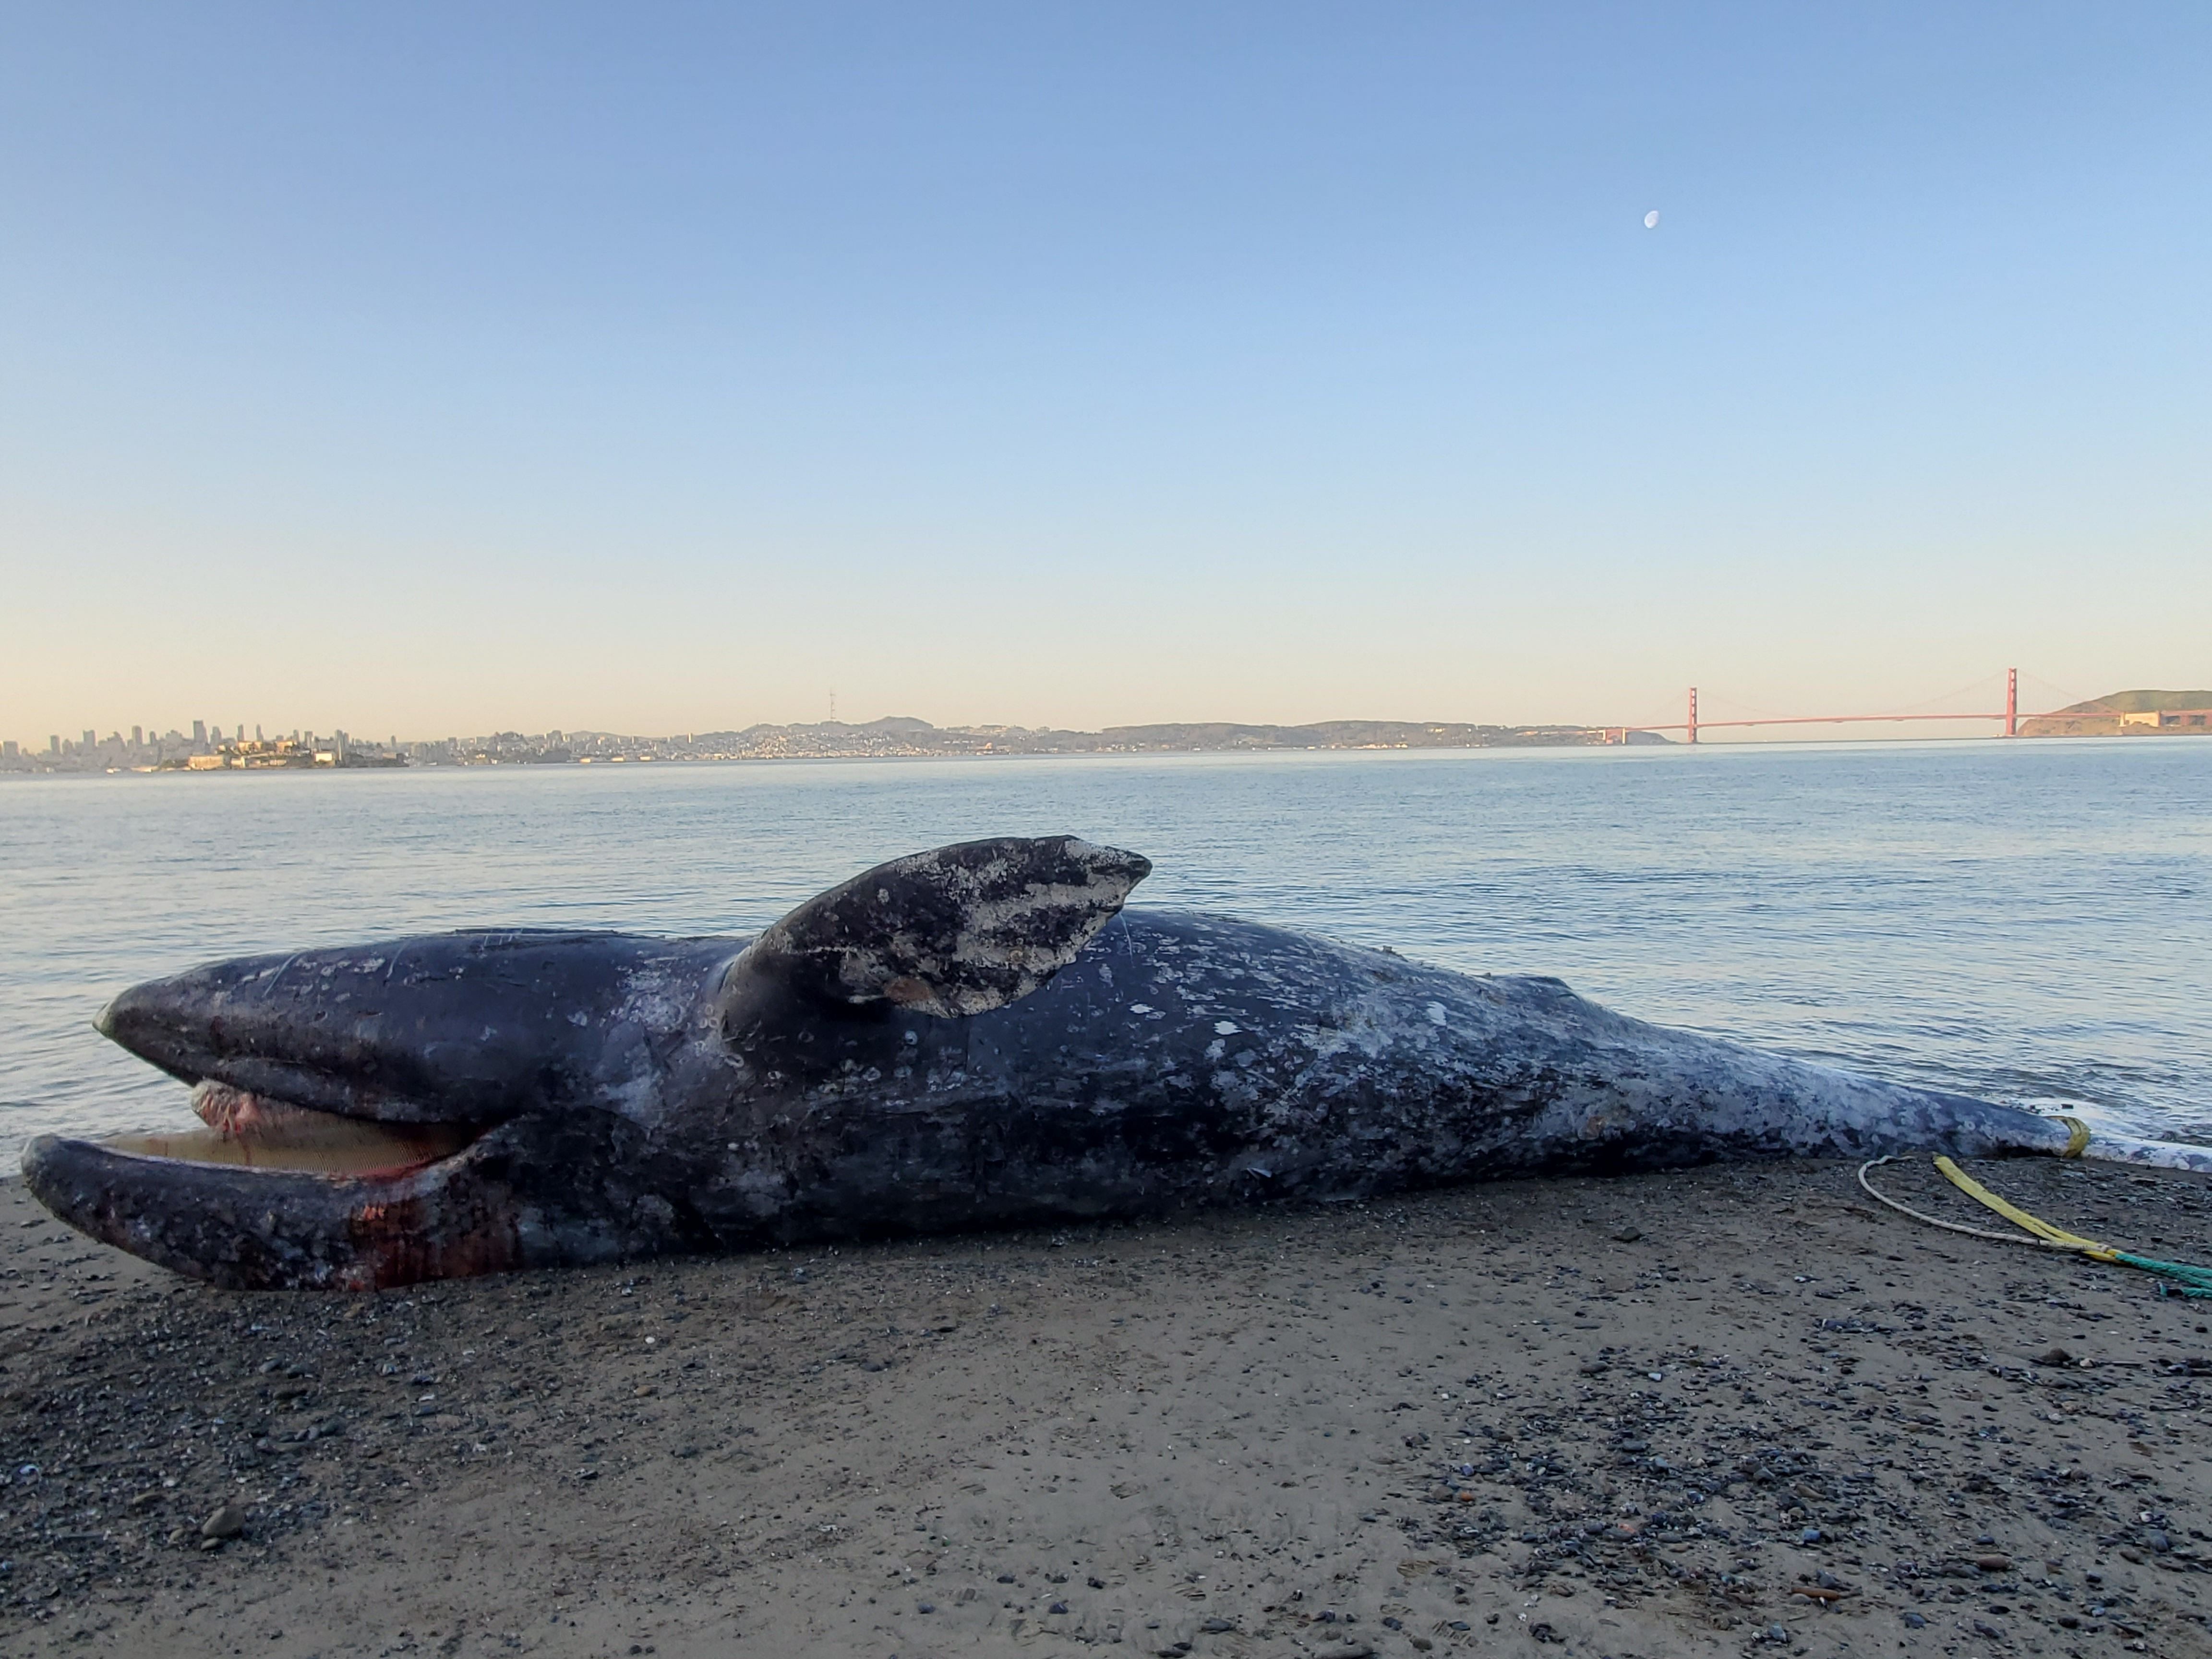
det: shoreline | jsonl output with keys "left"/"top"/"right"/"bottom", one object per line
{"left": 3, "top": 1157, "right": 2207, "bottom": 1657}
{"left": 9, "top": 726, "right": 2212, "bottom": 782}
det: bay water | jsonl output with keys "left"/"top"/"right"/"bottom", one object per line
{"left": 2, "top": 738, "right": 2206, "bottom": 1154}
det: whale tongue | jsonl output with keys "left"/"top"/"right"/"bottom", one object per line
{"left": 730, "top": 834, "right": 1150, "bottom": 1020}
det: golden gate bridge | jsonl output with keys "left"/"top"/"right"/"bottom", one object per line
{"left": 1601, "top": 669, "right": 2212, "bottom": 744}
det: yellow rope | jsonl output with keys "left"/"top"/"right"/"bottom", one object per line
{"left": 2058, "top": 1114, "right": 2092, "bottom": 1158}
{"left": 1932, "top": 1156, "right": 2120, "bottom": 1259}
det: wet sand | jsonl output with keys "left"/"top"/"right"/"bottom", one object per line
{"left": 2, "top": 1157, "right": 2208, "bottom": 1659}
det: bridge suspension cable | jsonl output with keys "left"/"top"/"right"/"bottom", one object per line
{"left": 1602, "top": 668, "right": 2102, "bottom": 743}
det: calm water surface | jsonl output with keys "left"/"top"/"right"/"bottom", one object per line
{"left": 2, "top": 739, "right": 2207, "bottom": 1153}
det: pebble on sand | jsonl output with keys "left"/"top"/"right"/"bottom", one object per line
{"left": 198, "top": 1503, "right": 247, "bottom": 1541}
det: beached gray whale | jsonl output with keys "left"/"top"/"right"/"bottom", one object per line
{"left": 22, "top": 835, "right": 2207, "bottom": 1289}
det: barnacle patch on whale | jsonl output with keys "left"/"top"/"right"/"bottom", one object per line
{"left": 724, "top": 835, "right": 1151, "bottom": 1022}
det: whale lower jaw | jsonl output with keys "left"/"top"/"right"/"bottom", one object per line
{"left": 18, "top": 1132, "right": 526, "bottom": 1292}
{"left": 12, "top": 1065, "right": 529, "bottom": 1289}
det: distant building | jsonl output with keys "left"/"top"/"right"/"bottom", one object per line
{"left": 191, "top": 720, "right": 206, "bottom": 745}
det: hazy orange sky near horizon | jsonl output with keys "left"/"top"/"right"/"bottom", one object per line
{"left": 3, "top": 4, "right": 2208, "bottom": 743}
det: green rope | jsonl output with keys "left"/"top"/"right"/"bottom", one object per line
{"left": 2113, "top": 1252, "right": 2212, "bottom": 1299}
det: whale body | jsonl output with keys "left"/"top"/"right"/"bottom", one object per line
{"left": 21, "top": 836, "right": 2206, "bottom": 1289}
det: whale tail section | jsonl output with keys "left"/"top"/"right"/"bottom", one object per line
{"left": 2077, "top": 1130, "right": 2212, "bottom": 1175}
{"left": 1938, "top": 1103, "right": 2212, "bottom": 1173}
{"left": 1994, "top": 1105, "right": 2212, "bottom": 1173}
{"left": 724, "top": 835, "right": 1151, "bottom": 1021}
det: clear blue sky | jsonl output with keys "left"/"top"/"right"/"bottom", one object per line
{"left": 3, "top": 3, "right": 2207, "bottom": 738}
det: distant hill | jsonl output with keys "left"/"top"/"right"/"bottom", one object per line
{"left": 671, "top": 717, "right": 1667, "bottom": 758}
{"left": 2047, "top": 689, "right": 2212, "bottom": 714}
{"left": 1075, "top": 719, "right": 1661, "bottom": 751}
{"left": 2020, "top": 689, "right": 2212, "bottom": 737}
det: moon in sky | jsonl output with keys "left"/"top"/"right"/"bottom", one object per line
{"left": 1644, "top": 209, "right": 1660, "bottom": 229}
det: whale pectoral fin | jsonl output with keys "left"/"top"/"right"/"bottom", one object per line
{"left": 726, "top": 835, "right": 1150, "bottom": 1020}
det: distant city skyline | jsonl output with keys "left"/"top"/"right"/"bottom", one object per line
{"left": 2, "top": 5, "right": 2207, "bottom": 735}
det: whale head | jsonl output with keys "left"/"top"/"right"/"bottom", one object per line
{"left": 22, "top": 836, "right": 1150, "bottom": 1289}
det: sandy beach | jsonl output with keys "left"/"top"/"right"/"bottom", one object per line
{"left": 2, "top": 1155, "right": 2207, "bottom": 1659}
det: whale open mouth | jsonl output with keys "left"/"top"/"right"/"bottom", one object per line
{"left": 21, "top": 1074, "right": 518, "bottom": 1290}
{"left": 17, "top": 925, "right": 721, "bottom": 1289}
{"left": 22, "top": 1091, "right": 522, "bottom": 1292}
{"left": 19, "top": 959, "right": 547, "bottom": 1291}
{"left": 104, "top": 1082, "right": 483, "bottom": 1178}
